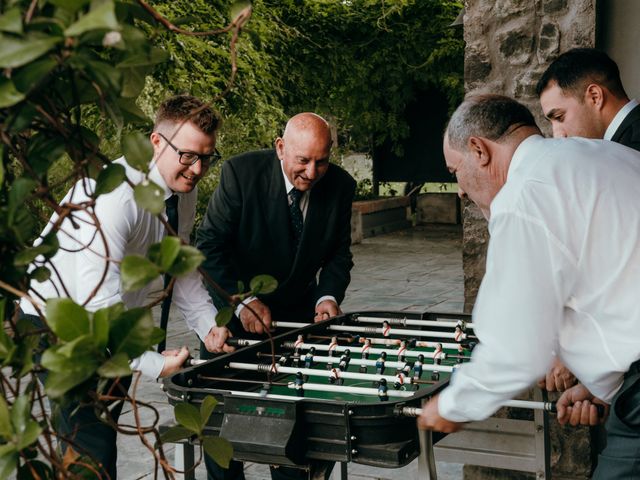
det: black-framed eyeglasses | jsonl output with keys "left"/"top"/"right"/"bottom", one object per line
{"left": 157, "top": 132, "right": 222, "bottom": 168}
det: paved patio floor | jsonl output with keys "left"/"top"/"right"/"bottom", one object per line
{"left": 116, "top": 224, "right": 465, "bottom": 479}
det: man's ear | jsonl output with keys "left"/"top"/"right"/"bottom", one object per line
{"left": 149, "top": 131, "right": 161, "bottom": 155}
{"left": 275, "top": 137, "right": 284, "bottom": 160}
{"left": 584, "top": 83, "right": 604, "bottom": 110}
{"left": 468, "top": 136, "right": 491, "bottom": 167}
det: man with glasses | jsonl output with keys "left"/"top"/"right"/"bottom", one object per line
{"left": 19, "top": 94, "right": 233, "bottom": 479}
{"left": 197, "top": 112, "right": 356, "bottom": 480}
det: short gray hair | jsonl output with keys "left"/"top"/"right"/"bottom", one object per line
{"left": 447, "top": 94, "right": 538, "bottom": 150}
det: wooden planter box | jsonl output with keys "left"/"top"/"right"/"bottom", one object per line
{"left": 351, "top": 196, "right": 411, "bottom": 244}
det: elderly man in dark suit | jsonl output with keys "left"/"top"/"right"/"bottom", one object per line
{"left": 537, "top": 48, "right": 640, "bottom": 152}
{"left": 196, "top": 112, "right": 356, "bottom": 480}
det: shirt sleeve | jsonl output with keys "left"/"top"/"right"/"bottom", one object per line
{"left": 172, "top": 270, "right": 219, "bottom": 341}
{"left": 438, "top": 211, "right": 577, "bottom": 422}
{"left": 130, "top": 351, "right": 165, "bottom": 379}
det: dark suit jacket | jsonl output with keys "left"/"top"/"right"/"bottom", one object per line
{"left": 611, "top": 103, "right": 640, "bottom": 152}
{"left": 197, "top": 149, "right": 356, "bottom": 324}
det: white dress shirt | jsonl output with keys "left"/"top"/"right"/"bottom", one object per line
{"left": 20, "top": 157, "right": 218, "bottom": 379}
{"left": 604, "top": 99, "right": 639, "bottom": 141}
{"left": 439, "top": 135, "right": 640, "bottom": 422}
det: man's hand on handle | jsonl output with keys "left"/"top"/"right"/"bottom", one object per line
{"left": 159, "top": 346, "right": 190, "bottom": 377}
{"left": 556, "top": 383, "right": 609, "bottom": 426}
{"left": 239, "top": 298, "right": 272, "bottom": 334}
{"left": 538, "top": 357, "right": 577, "bottom": 392}
{"left": 416, "top": 394, "right": 464, "bottom": 434}
{"left": 203, "top": 326, "right": 235, "bottom": 354}
{"left": 314, "top": 300, "right": 341, "bottom": 323}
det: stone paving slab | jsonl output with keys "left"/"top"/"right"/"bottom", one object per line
{"left": 116, "top": 224, "right": 465, "bottom": 479}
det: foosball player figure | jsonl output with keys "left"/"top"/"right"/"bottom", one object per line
{"left": 376, "top": 351, "right": 387, "bottom": 375}
{"left": 431, "top": 370, "right": 440, "bottom": 381}
{"left": 278, "top": 353, "right": 290, "bottom": 367}
{"left": 338, "top": 349, "right": 351, "bottom": 371}
{"left": 360, "top": 338, "right": 372, "bottom": 373}
{"left": 457, "top": 344, "right": 465, "bottom": 364}
{"left": 413, "top": 354, "right": 424, "bottom": 380}
{"left": 293, "top": 334, "right": 304, "bottom": 367}
{"left": 294, "top": 372, "right": 305, "bottom": 397}
{"left": 327, "top": 335, "right": 339, "bottom": 369}
{"left": 259, "top": 382, "right": 272, "bottom": 397}
{"left": 329, "top": 368, "right": 343, "bottom": 385}
{"left": 378, "top": 378, "right": 389, "bottom": 402}
{"left": 382, "top": 320, "right": 392, "bottom": 337}
{"left": 394, "top": 372, "right": 406, "bottom": 390}
{"left": 396, "top": 339, "right": 408, "bottom": 366}
{"left": 304, "top": 347, "right": 316, "bottom": 369}
{"left": 454, "top": 325, "right": 466, "bottom": 342}
{"left": 432, "top": 343, "right": 445, "bottom": 365}
{"left": 401, "top": 362, "right": 412, "bottom": 378}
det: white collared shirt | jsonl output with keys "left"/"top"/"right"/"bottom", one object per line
{"left": 20, "top": 157, "right": 218, "bottom": 379}
{"left": 439, "top": 135, "right": 640, "bottom": 422}
{"left": 604, "top": 99, "right": 639, "bottom": 140}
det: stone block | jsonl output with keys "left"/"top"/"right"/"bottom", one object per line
{"left": 538, "top": 22, "right": 560, "bottom": 63}
{"left": 498, "top": 28, "right": 535, "bottom": 65}
{"left": 543, "top": 0, "right": 568, "bottom": 14}
{"left": 465, "top": 45, "right": 492, "bottom": 87}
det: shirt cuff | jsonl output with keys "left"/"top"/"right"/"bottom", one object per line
{"left": 193, "top": 316, "right": 216, "bottom": 342}
{"left": 235, "top": 296, "right": 257, "bottom": 318}
{"left": 130, "top": 351, "right": 165, "bottom": 380}
{"left": 316, "top": 295, "right": 337, "bottom": 307}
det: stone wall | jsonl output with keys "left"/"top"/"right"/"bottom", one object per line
{"left": 461, "top": 0, "right": 596, "bottom": 478}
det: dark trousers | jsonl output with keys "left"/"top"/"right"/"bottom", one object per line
{"left": 24, "top": 311, "right": 131, "bottom": 479}
{"left": 204, "top": 455, "right": 334, "bottom": 480}
{"left": 593, "top": 361, "right": 640, "bottom": 479}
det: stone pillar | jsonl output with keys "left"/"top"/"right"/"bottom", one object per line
{"left": 461, "top": 0, "right": 596, "bottom": 478}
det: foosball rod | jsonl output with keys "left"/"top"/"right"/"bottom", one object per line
{"left": 284, "top": 354, "right": 454, "bottom": 373}
{"left": 286, "top": 382, "right": 415, "bottom": 398}
{"left": 228, "top": 361, "right": 422, "bottom": 385}
{"left": 401, "top": 400, "right": 558, "bottom": 415}
{"left": 282, "top": 340, "right": 465, "bottom": 356}
{"left": 354, "top": 315, "right": 475, "bottom": 329}
{"left": 197, "top": 374, "right": 289, "bottom": 386}
{"left": 327, "top": 324, "right": 475, "bottom": 340}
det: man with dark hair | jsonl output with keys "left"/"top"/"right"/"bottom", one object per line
{"left": 19, "top": 94, "right": 233, "bottom": 478}
{"left": 537, "top": 48, "right": 640, "bottom": 151}
{"left": 197, "top": 112, "right": 356, "bottom": 479}
{"left": 418, "top": 94, "right": 640, "bottom": 479}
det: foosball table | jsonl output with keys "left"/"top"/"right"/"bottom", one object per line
{"left": 163, "top": 310, "right": 551, "bottom": 479}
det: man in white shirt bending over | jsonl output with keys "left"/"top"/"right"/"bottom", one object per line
{"left": 418, "top": 94, "right": 640, "bottom": 480}
{"left": 19, "top": 94, "right": 233, "bottom": 479}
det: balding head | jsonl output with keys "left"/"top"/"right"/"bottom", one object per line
{"left": 276, "top": 113, "right": 333, "bottom": 191}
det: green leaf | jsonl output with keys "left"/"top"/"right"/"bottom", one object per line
{"left": 202, "top": 437, "right": 233, "bottom": 469}
{"left": 94, "top": 163, "right": 126, "bottom": 197}
{"left": 64, "top": 0, "right": 118, "bottom": 37}
{"left": 13, "top": 58, "right": 57, "bottom": 94}
{"left": 0, "top": 396, "right": 13, "bottom": 439}
{"left": 40, "top": 349, "right": 69, "bottom": 372}
{"left": 45, "top": 367, "right": 94, "bottom": 399}
{"left": 121, "top": 130, "right": 152, "bottom": 173}
{"left": 148, "top": 237, "right": 181, "bottom": 272}
{"left": 0, "top": 324, "right": 16, "bottom": 364}
{"left": 13, "top": 244, "right": 55, "bottom": 266}
{"left": 30, "top": 266, "right": 51, "bottom": 283}
{"left": 10, "top": 395, "right": 30, "bottom": 437}
{"left": 0, "top": 33, "right": 60, "bottom": 69}
{"left": 158, "top": 425, "right": 192, "bottom": 447}
{"left": 46, "top": 298, "right": 90, "bottom": 341}
{"left": 116, "top": 96, "right": 149, "bottom": 122}
{"left": 236, "top": 280, "right": 245, "bottom": 294}
{"left": 230, "top": 0, "right": 252, "bottom": 23}
{"left": 0, "top": 8, "right": 23, "bottom": 34}
{"left": 8, "top": 177, "right": 37, "bottom": 223}
{"left": 149, "top": 327, "right": 166, "bottom": 346}
{"left": 174, "top": 403, "right": 201, "bottom": 435}
{"left": 249, "top": 275, "right": 278, "bottom": 295}
{"left": 200, "top": 395, "right": 217, "bottom": 427}
{"left": 167, "top": 246, "right": 205, "bottom": 277}
{"left": 91, "top": 303, "right": 123, "bottom": 350}
{"left": 0, "top": 443, "right": 18, "bottom": 480}
{"left": 0, "top": 145, "right": 4, "bottom": 185}
{"left": 15, "top": 420, "right": 42, "bottom": 450}
{"left": 133, "top": 181, "right": 164, "bottom": 215}
{"left": 97, "top": 352, "right": 131, "bottom": 378}
{"left": 108, "top": 307, "right": 156, "bottom": 358}
{"left": 215, "top": 307, "right": 234, "bottom": 327}
{"left": 86, "top": 60, "right": 122, "bottom": 92}
{"left": 0, "top": 78, "right": 25, "bottom": 108}
{"left": 116, "top": 47, "right": 169, "bottom": 68}
{"left": 120, "top": 254, "right": 160, "bottom": 292}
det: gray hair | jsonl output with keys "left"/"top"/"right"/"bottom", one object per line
{"left": 447, "top": 94, "right": 538, "bottom": 150}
